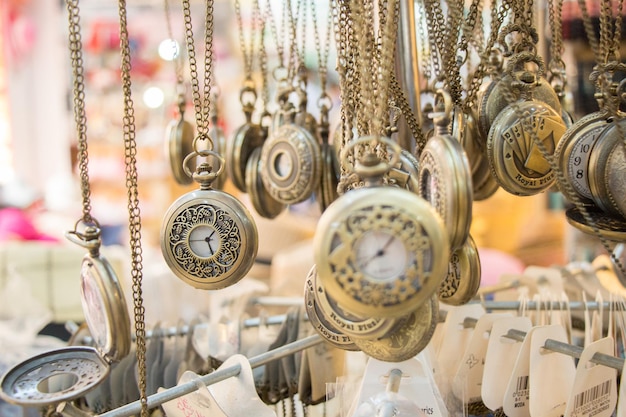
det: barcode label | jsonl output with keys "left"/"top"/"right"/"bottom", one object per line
{"left": 573, "top": 380, "right": 611, "bottom": 411}
{"left": 516, "top": 375, "right": 529, "bottom": 392}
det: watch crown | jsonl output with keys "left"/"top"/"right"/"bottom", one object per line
{"left": 193, "top": 162, "right": 219, "bottom": 189}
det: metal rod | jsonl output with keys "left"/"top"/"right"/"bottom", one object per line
{"left": 97, "top": 334, "right": 324, "bottom": 417}
{"left": 481, "top": 301, "right": 622, "bottom": 311}
{"left": 462, "top": 318, "right": 624, "bottom": 371}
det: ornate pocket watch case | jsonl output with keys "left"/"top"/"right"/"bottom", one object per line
{"left": 554, "top": 111, "right": 611, "bottom": 204}
{"left": 304, "top": 265, "right": 359, "bottom": 351}
{"left": 353, "top": 295, "right": 439, "bottom": 362}
{"left": 419, "top": 125, "right": 473, "bottom": 251}
{"left": 307, "top": 265, "right": 402, "bottom": 341}
{"left": 314, "top": 138, "right": 449, "bottom": 319}
{"left": 166, "top": 115, "right": 195, "bottom": 185}
{"left": 486, "top": 99, "right": 567, "bottom": 196}
{"left": 587, "top": 120, "right": 626, "bottom": 219}
{"left": 566, "top": 205, "right": 626, "bottom": 242}
{"left": 161, "top": 153, "right": 258, "bottom": 290}
{"left": 260, "top": 123, "right": 322, "bottom": 205}
{"left": 0, "top": 229, "right": 131, "bottom": 408}
{"left": 438, "top": 235, "right": 482, "bottom": 306}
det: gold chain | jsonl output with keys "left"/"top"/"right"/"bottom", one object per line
{"left": 117, "top": 0, "right": 148, "bottom": 415}
{"left": 182, "top": 0, "right": 215, "bottom": 145}
{"left": 66, "top": 0, "right": 94, "bottom": 226}
{"left": 389, "top": 72, "right": 426, "bottom": 154}
{"left": 163, "top": 0, "right": 184, "bottom": 90}
{"left": 310, "top": 0, "right": 332, "bottom": 101}
{"left": 234, "top": 0, "right": 260, "bottom": 82}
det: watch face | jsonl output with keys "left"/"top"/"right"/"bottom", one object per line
{"left": 354, "top": 230, "right": 411, "bottom": 281}
{"left": 80, "top": 264, "right": 108, "bottom": 348}
{"left": 161, "top": 190, "right": 258, "bottom": 289}
{"left": 273, "top": 150, "right": 294, "bottom": 179}
{"left": 314, "top": 187, "right": 448, "bottom": 318}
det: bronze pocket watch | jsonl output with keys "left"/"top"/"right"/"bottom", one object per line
{"left": 0, "top": 227, "right": 131, "bottom": 407}
{"left": 438, "top": 235, "right": 482, "bottom": 306}
{"left": 245, "top": 146, "right": 286, "bottom": 219}
{"left": 314, "top": 137, "right": 449, "bottom": 319}
{"left": 166, "top": 97, "right": 196, "bottom": 185}
{"left": 161, "top": 149, "right": 258, "bottom": 290}
{"left": 419, "top": 96, "right": 473, "bottom": 251}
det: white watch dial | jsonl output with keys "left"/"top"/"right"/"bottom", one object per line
{"left": 187, "top": 224, "right": 220, "bottom": 258}
{"left": 355, "top": 230, "right": 409, "bottom": 281}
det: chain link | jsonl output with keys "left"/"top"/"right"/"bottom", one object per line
{"left": 310, "top": 0, "right": 332, "bottom": 98}
{"left": 117, "top": 0, "right": 148, "bottom": 415}
{"left": 163, "top": 0, "right": 184, "bottom": 88}
{"left": 389, "top": 71, "right": 427, "bottom": 154}
{"left": 66, "top": 0, "right": 94, "bottom": 226}
{"left": 234, "top": 0, "right": 259, "bottom": 81}
{"left": 181, "top": 0, "right": 214, "bottom": 144}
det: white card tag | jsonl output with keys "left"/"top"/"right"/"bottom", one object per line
{"left": 482, "top": 316, "right": 533, "bottom": 411}
{"left": 529, "top": 324, "right": 576, "bottom": 417}
{"left": 523, "top": 266, "right": 564, "bottom": 295}
{"left": 347, "top": 357, "right": 447, "bottom": 417}
{"left": 502, "top": 326, "right": 538, "bottom": 417}
{"left": 452, "top": 313, "right": 512, "bottom": 403}
{"left": 617, "top": 352, "right": 626, "bottom": 416}
{"left": 564, "top": 337, "right": 617, "bottom": 417}
{"left": 160, "top": 371, "right": 226, "bottom": 417}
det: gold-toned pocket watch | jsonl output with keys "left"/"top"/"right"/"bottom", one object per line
{"left": 316, "top": 105, "right": 340, "bottom": 212}
{"left": 208, "top": 103, "right": 228, "bottom": 191}
{"left": 314, "top": 137, "right": 449, "bottom": 318}
{"left": 438, "top": 235, "right": 482, "bottom": 306}
{"left": 353, "top": 294, "right": 439, "bottom": 362}
{"left": 485, "top": 59, "right": 567, "bottom": 196}
{"left": 0, "top": 226, "right": 131, "bottom": 407}
{"left": 419, "top": 94, "right": 473, "bottom": 251}
{"left": 226, "top": 85, "right": 265, "bottom": 193}
{"left": 166, "top": 95, "right": 196, "bottom": 185}
{"left": 260, "top": 111, "right": 322, "bottom": 205}
{"left": 587, "top": 120, "right": 626, "bottom": 219}
{"left": 161, "top": 148, "right": 258, "bottom": 289}
{"left": 245, "top": 146, "right": 286, "bottom": 219}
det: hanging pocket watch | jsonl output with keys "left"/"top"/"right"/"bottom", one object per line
{"left": 161, "top": 148, "right": 258, "bottom": 290}
{"left": 304, "top": 265, "right": 359, "bottom": 351}
{"left": 307, "top": 264, "right": 403, "bottom": 342}
{"left": 554, "top": 110, "right": 611, "bottom": 204}
{"left": 208, "top": 106, "right": 228, "bottom": 191}
{"left": 260, "top": 112, "right": 322, "bottom": 205}
{"left": 438, "top": 234, "right": 481, "bottom": 306}
{"left": 166, "top": 96, "right": 196, "bottom": 185}
{"left": 0, "top": 226, "right": 131, "bottom": 408}
{"left": 418, "top": 91, "right": 473, "bottom": 251}
{"left": 314, "top": 137, "right": 449, "bottom": 319}
{"left": 245, "top": 146, "right": 286, "bottom": 219}
{"left": 226, "top": 85, "right": 264, "bottom": 192}
{"left": 316, "top": 102, "right": 340, "bottom": 212}
{"left": 353, "top": 294, "right": 439, "bottom": 362}
{"left": 587, "top": 118, "right": 626, "bottom": 219}
{"left": 486, "top": 59, "right": 567, "bottom": 196}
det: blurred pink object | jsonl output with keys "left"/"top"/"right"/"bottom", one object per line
{"left": 478, "top": 247, "right": 525, "bottom": 287}
{"left": 0, "top": 207, "right": 58, "bottom": 242}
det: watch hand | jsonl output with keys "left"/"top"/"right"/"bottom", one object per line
{"left": 379, "top": 235, "right": 396, "bottom": 254}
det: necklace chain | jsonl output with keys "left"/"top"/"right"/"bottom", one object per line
{"left": 66, "top": 0, "right": 94, "bottom": 226}
{"left": 117, "top": 0, "right": 148, "bottom": 415}
{"left": 182, "top": 0, "right": 215, "bottom": 144}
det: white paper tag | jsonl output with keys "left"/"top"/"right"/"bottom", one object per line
{"left": 347, "top": 357, "right": 447, "bottom": 417}
{"left": 529, "top": 324, "right": 576, "bottom": 417}
{"left": 435, "top": 304, "right": 485, "bottom": 384}
{"left": 502, "top": 326, "right": 539, "bottom": 417}
{"left": 452, "top": 313, "right": 512, "bottom": 403}
{"left": 160, "top": 371, "right": 226, "bottom": 417}
{"left": 564, "top": 337, "right": 617, "bottom": 417}
{"left": 523, "top": 266, "right": 564, "bottom": 296}
{"left": 590, "top": 292, "right": 604, "bottom": 343}
{"left": 482, "top": 316, "right": 533, "bottom": 411}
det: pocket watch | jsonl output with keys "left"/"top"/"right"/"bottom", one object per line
{"left": 314, "top": 137, "right": 449, "bottom": 318}
{"left": 304, "top": 265, "right": 359, "bottom": 351}
{"left": 226, "top": 86, "right": 265, "bottom": 193}
{"left": 587, "top": 119, "right": 626, "bottom": 219}
{"left": 418, "top": 99, "right": 473, "bottom": 251}
{"left": 161, "top": 150, "right": 258, "bottom": 289}
{"left": 260, "top": 122, "right": 322, "bottom": 205}
{"left": 316, "top": 141, "right": 340, "bottom": 212}
{"left": 245, "top": 146, "right": 286, "bottom": 219}
{"left": 438, "top": 234, "right": 481, "bottom": 306}
{"left": 554, "top": 111, "right": 611, "bottom": 204}
{"left": 0, "top": 226, "right": 131, "bottom": 407}
{"left": 486, "top": 90, "right": 567, "bottom": 196}
{"left": 388, "top": 149, "right": 420, "bottom": 192}
{"left": 208, "top": 110, "right": 228, "bottom": 191}
{"left": 166, "top": 96, "right": 195, "bottom": 185}
{"left": 353, "top": 294, "right": 439, "bottom": 362}
{"left": 565, "top": 205, "right": 626, "bottom": 242}
{"left": 307, "top": 264, "right": 402, "bottom": 341}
